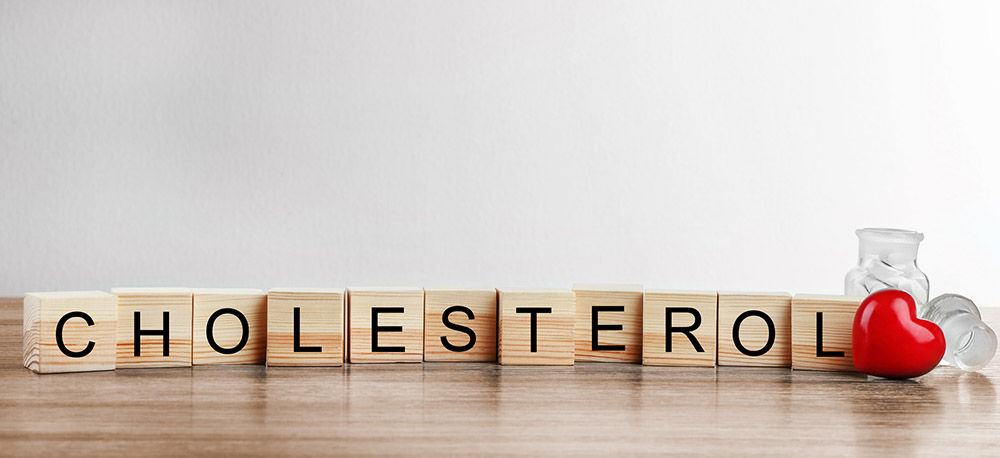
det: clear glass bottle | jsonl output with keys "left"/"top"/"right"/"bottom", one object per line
{"left": 844, "top": 228, "right": 929, "bottom": 305}
{"left": 919, "top": 294, "right": 997, "bottom": 371}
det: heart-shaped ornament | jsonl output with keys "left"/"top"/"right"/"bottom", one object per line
{"left": 853, "top": 289, "right": 946, "bottom": 379}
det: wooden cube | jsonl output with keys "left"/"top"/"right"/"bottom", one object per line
{"left": 348, "top": 287, "right": 424, "bottom": 363}
{"left": 423, "top": 288, "right": 497, "bottom": 362}
{"left": 113, "top": 287, "right": 193, "bottom": 368}
{"left": 573, "top": 284, "right": 643, "bottom": 362}
{"left": 642, "top": 289, "right": 718, "bottom": 367}
{"left": 498, "top": 289, "right": 575, "bottom": 365}
{"left": 192, "top": 289, "right": 267, "bottom": 365}
{"left": 266, "top": 288, "right": 345, "bottom": 367}
{"left": 717, "top": 291, "right": 792, "bottom": 367}
{"left": 23, "top": 291, "right": 117, "bottom": 374}
{"left": 792, "top": 294, "right": 864, "bottom": 372}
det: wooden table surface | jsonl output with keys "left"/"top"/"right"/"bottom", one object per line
{"left": 2, "top": 297, "right": 998, "bottom": 457}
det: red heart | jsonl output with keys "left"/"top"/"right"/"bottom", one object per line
{"left": 853, "top": 289, "right": 946, "bottom": 379}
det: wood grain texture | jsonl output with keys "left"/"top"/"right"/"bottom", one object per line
{"left": 718, "top": 291, "right": 792, "bottom": 367}
{"left": 22, "top": 291, "right": 117, "bottom": 374}
{"left": 423, "top": 288, "right": 497, "bottom": 362}
{"left": 347, "top": 287, "right": 423, "bottom": 363}
{"left": 792, "top": 294, "right": 864, "bottom": 372}
{"left": 192, "top": 289, "right": 266, "bottom": 365}
{"left": 642, "top": 289, "right": 717, "bottom": 367}
{"left": 573, "top": 284, "right": 642, "bottom": 363}
{"left": 267, "top": 288, "right": 344, "bottom": 367}
{"left": 113, "top": 287, "right": 193, "bottom": 368}
{"left": 2, "top": 298, "right": 1000, "bottom": 457}
{"left": 22, "top": 294, "right": 38, "bottom": 370}
{"left": 498, "top": 289, "right": 575, "bottom": 365}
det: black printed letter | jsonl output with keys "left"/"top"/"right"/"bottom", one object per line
{"left": 732, "top": 310, "right": 775, "bottom": 357}
{"left": 206, "top": 308, "right": 249, "bottom": 355}
{"left": 372, "top": 307, "right": 405, "bottom": 352}
{"left": 665, "top": 307, "right": 704, "bottom": 352}
{"left": 816, "top": 312, "right": 844, "bottom": 357}
{"left": 134, "top": 311, "right": 170, "bottom": 357}
{"left": 592, "top": 306, "right": 626, "bottom": 351}
{"left": 294, "top": 307, "right": 322, "bottom": 353}
{"left": 441, "top": 306, "right": 476, "bottom": 352}
{"left": 515, "top": 307, "right": 552, "bottom": 353}
{"left": 56, "top": 311, "right": 95, "bottom": 358}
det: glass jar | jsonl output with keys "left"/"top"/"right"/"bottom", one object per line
{"left": 920, "top": 293, "right": 997, "bottom": 371}
{"left": 844, "top": 228, "right": 930, "bottom": 306}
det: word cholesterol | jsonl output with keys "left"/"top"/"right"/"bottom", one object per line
{"left": 22, "top": 285, "right": 863, "bottom": 374}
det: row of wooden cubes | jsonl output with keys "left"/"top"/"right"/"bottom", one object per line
{"left": 22, "top": 285, "right": 862, "bottom": 374}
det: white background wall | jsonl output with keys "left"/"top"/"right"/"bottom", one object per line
{"left": 2, "top": 1, "right": 998, "bottom": 306}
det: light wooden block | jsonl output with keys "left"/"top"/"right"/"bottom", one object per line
{"left": 113, "top": 287, "right": 193, "bottom": 368}
{"left": 348, "top": 287, "right": 424, "bottom": 363}
{"left": 23, "top": 291, "right": 117, "bottom": 374}
{"left": 192, "top": 289, "right": 267, "bottom": 365}
{"left": 717, "top": 291, "right": 792, "bottom": 367}
{"left": 573, "top": 284, "right": 643, "bottom": 362}
{"left": 423, "top": 288, "right": 497, "bottom": 362}
{"left": 267, "top": 288, "right": 345, "bottom": 367}
{"left": 642, "top": 289, "right": 718, "bottom": 367}
{"left": 792, "top": 294, "right": 864, "bottom": 372}
{"left": 498, "top": 289, "right": 575, "bottom": 365}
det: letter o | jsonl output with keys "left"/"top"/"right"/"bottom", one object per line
{"left": 732, "top": 310, "right": 776, "bottom": 357}
{"left": 206, "top": 308, "right": 249, "bottom": 355}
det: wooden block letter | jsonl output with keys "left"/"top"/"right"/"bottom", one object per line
{"left": 717, "top": 291, "right": 792, "bottom": 367}
{"left": 423, "top": 288, "right": 497, "bottom": 362}
{"left": 348, "top": 287, "right": 423, "bottom": 363}
{"left": 23, "top": 291, "right": 117, "bottom": 374}
{"left": 573, "top": 284, "right": 643, "bottom": 362}
{"left": 792, "top": 294, "right": 863, "bottom": 372}
{"left": 498, "top": 289, "right": 575, "bottom": 365}
{"left": 267, "top": 288, "right": 345, "bottom": 366}
{"left": 642, "top": 290, "right": 718, "bottom": 367}
{"left": 113, "top": 287, "right": 193, "bottom": 368}
{"left": 192, "top": 289, "right": 267, "bottom": 365}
